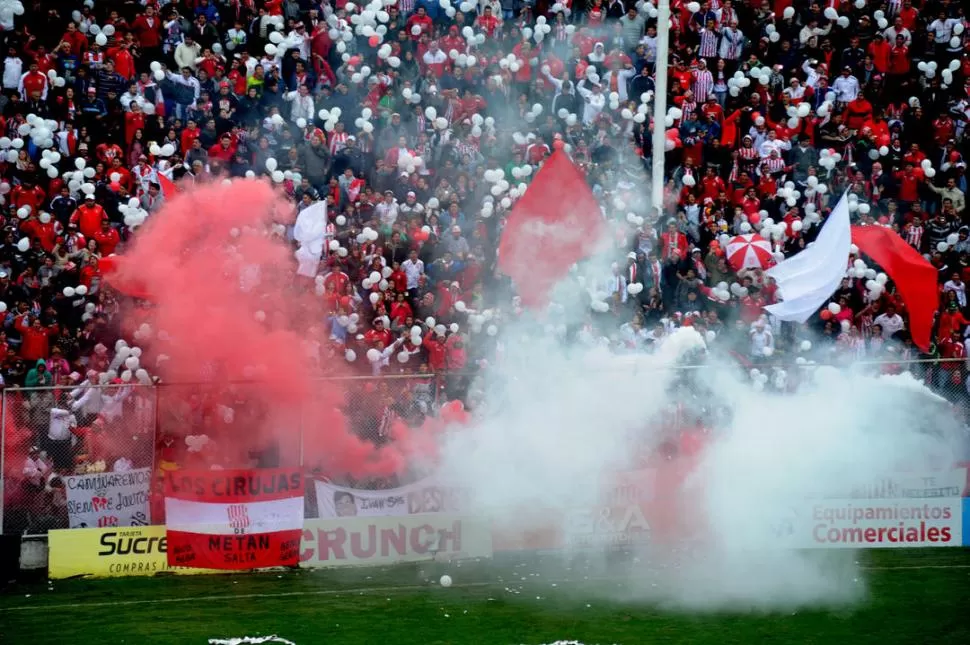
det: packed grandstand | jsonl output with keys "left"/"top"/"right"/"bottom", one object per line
{"left": 0, "top": 0, "right": 968, "bottom": 535}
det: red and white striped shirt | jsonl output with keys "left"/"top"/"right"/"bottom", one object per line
{"left": 904, "top": 223, "right": 923, "bottom": 250}
{"left": 719, "top": 28, "right": 744, "bottom": 60}
{"left": 762, "top": 156, "right": 785, "bottom": 175}
{"left": 691, "top": 69, "right": 714, "bottom": 100}
{"left": 329, "top": 131, "right": 349, "bottom": 156}
{"left": 698, "top": 29, "right": 719, "bottom": 58}
{"left": 680, "top": 99, "right": 697, "bottom": 120}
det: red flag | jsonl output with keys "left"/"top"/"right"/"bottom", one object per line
{"left": 165, "top": 469, "right": 304, "bottom": 570}
{"left": 158, "top": 174, "right": 178, "bottom": 200}
{"left": 497, "top": 143, "right": 605, "bottom": 308}
{"left": 850, "top": 226, "right": 937, "bottom": 352}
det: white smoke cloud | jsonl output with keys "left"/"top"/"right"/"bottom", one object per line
{"left": 428, "top": 324, "right": 967, "bottom": 611}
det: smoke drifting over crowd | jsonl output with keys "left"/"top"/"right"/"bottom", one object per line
{"left": 116, "top": 180, "right": 428, "bottom": 476}
{"left": 129, "top": 169, "right": 964, "bottom": 613}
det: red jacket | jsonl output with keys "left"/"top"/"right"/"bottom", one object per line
{"left": 20, "top": 218, "right": 58, "bottom": 252}
{"left": 660, "top": 231, "right": 688, "bottom": 260}
{"left": 406, "top": 14, "right": 433, "bottom": 38}
{"left": 364, "top": 327, "right": 392, "bottom": 347}
{"left": 389, "top": 301, "right": 413, "bottom": 325}
{"left": 423, "top": 332, "right": 447, "bottom": 371}
{"left": 15, "top": 316, "right": 55, "bottom": 361}
{"left": 10, "top": 185, "right": 46, "bottom": 212}
{"left": 208, "top": 141, "right": 238, "bottom": 162}
{"left": 107, "top": 47, "right": 136, "bottom": 80}
{"left": 893, "top": 169, "right": 923, "bottom": 202}
{"left": 867, "top": 40, "right": 891, "bottom": 73}
{"left": 93, "top": 228, "right": 121, "bottom": 255}
{"left": 61, "top": 30, "right": 89, "bottom": 56}
{"left": 888, "top": 46, "right": 909, "bottom": 75}
{"left": 20, "top": 70, "right": 48, "bottom": 98}
{"left": 132, "top": 15, "right": 163, "bottom": 48}
{"left": 71, "top": 203, "right": 108, "bottom": 238}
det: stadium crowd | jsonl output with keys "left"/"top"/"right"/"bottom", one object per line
{"left": 0, "top": 0, "right": 968, "bottom": 531}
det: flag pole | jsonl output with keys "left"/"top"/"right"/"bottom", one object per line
{"left": 651, "top": 0, "right": 670, "bottom": 220}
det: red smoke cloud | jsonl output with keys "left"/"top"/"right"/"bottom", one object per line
{"left": 115, "top": 179, "right": 437, "bottom": 476}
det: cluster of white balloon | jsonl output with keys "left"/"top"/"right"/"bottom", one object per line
{"left": 0, "top": 114, "right": 61, "bottom": 174}
{"left": 483, "top": 166, "right": 529, "bottom": 214}
{"left": 618, "top": 91, "right": 652, "bottom": 124}
{"left": 263, "top": 156, "right": 304, "bottom": 185}
{"left": 748, "top": 366, "right": 789, "bottom": 391}
{"left": 111, "top": 339, "right": 153, "bottom": 385}
{"left": 521, "top": 15, "right": 555, "bottom": 44}
{"left": 0, "top": 0, "right": 25, "bottom": 27}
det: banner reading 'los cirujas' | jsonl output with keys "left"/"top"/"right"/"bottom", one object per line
{"left": 164, "top": 469, "right": 304, "bottom": 570}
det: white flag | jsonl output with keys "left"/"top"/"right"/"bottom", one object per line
{"left": 764, "top": 192, "right": 851, "bottom": 323}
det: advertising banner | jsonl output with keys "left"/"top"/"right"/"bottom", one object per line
{"left": 492, "top": 469, "right": 666, "bottom": 552}
{"left": 777, "top": 499, "right": 963, "bottom": 548}
{"left": 65, "top": 468, "right": 152, "bottom": 529}
{"left": 48, "top": 526, "right": 222, "bottom": 579}
{"left": 299, "top": 515, "right": 492, "bottom": 568}
{"left": 770, "top": 468, "right": 968, "bottom": 549}
{"left": 314, "top": 477, "right": 468, "bottom": 518}
{"left": 164, "top": 469, "right": 304, "bottom": 570}
{"left": 49, "top": 514, "right": 493, "bottom": 579}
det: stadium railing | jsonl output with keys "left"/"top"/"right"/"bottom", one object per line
{"left": 1, "top": 374, "right": 444, "bottom": 534}
{"left": 1, "top": 361, "right": 964, "bottom": 535}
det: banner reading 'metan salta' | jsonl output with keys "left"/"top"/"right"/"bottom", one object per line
{"left": 164, "top": 469, "right": 304, "bottom": 569}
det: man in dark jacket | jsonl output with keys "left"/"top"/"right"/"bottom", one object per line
{"left": 301, "top": 134, "right": 331, "bottom": 190}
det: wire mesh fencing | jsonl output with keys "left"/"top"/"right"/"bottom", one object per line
{"left": 1, "top": 375, "right": 445, "bottom": 533}
{"left": 1, "top": 383, "right": 157, "bottom": 535}
{"left": 2, "top": 362, "right": 967, "bottom": 535}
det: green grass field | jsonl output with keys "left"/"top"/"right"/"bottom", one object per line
{"left": 1, "top": 549, "right": 968, "bottom": 645}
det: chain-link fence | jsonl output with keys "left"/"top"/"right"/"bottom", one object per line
{"left": 1, "top": 383, "right": 157, "bottom": 535}
{"left": 1, "top": 375, "right": 445, "bottom": 534}
{"left": 2, "top": 362, "right": 966, "bottom": 535}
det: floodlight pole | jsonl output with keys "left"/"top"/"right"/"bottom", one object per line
{"left": 651, "top": 0, "right": 670, "bottom": 219}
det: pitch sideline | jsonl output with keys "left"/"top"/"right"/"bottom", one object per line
{"left": 2, "top": 564, "right": 969, "bottom": 614}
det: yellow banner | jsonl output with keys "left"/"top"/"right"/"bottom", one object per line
{"left": 48, "top": 515, "right": 494, "bottom": 578}
{"left": 48, "top": 526, "right": 222, "bottom": 579}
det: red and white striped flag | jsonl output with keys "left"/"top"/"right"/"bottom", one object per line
{"left": 164, "top": 469, "right": 304, "bottom": 570}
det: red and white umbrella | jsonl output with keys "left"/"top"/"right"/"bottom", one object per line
{"left": 726, "top": 233, "right": 774, "bottom": 271}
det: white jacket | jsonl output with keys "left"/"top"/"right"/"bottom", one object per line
{"left": 48, "top": 408, "right": 77, "bottom": 441}
{"left": 3, "top": 56, "right": 22, "bottom": 90}
{"left": 285, "top": 91, "right": 315, "bottom": 123}
{"left": 71, "top": 381, "right": 105, "bottom": 416}
{"left": 174, "top": 42, "right": 201, "bottom": 71}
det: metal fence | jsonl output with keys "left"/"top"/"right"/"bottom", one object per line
{"left": 1, "top": 361, "right": 967, "bottom": 535}
{"left": 0, "top": 375, "right": 446, "bottom": 535}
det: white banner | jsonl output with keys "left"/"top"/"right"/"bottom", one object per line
{"left": 65, "top": 468, "right": 152, "bottom": 529}
{"left": 300, "top": 515, "right": 492, "bottom": 567}
{"left": 314, "top": 478, "right": 467, "bottom": 518}
{"left": 164, "top": 497, "right": 305, "bottom": 535}
{"left": 814, "top": 468, "right": 968, "bottom": 500}
{"left": 775, "top": 499, "right": 963, "bottom": 548}
{"left": 769, "top": 468, "right": 968, "bottom": 548}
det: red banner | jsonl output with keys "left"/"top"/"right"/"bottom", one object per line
{"left": 165, "top": 469, "right": 304, "bottom": 569}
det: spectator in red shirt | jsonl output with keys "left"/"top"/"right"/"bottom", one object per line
{"left": 70, "top": 195, "right": 109, "bottom": 239}
{"left": 208, "top": 133, "right": 237, "bottom": 163}
{"left": 60, "top": 22, "right": 89, "bottom": 57}
{"left": 15, "top": 314, "right": 56, "bottom": 361}
{"left": 407, "top": 7, "right": 434, "bottom": 40}
{"left": 93, "top": 220, "right": 120, "bottom": 255}
{"left": 364, "top": 318, "right": 393, "bottom": 347}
